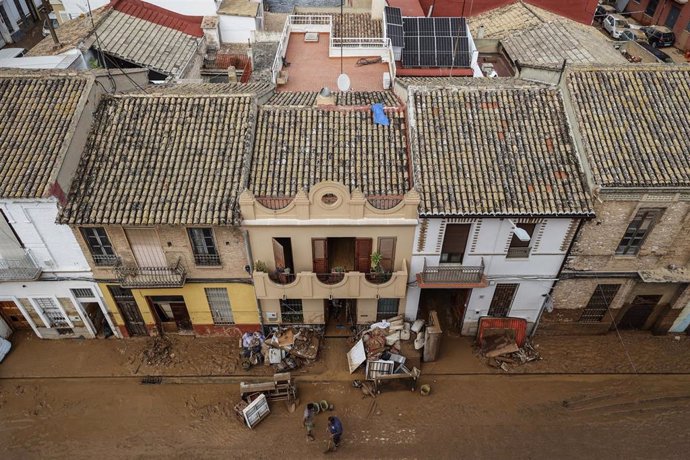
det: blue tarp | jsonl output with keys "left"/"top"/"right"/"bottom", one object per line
{"left": 371, "top": 103, "right": 389, "bottom": 126}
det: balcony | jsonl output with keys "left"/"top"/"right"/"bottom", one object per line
{"left": 253, "top": 260, "right": 408, "bottom": 300}
{"left": 0, "top": 250, "right": 42, "bottom": 281}
{"left": 114, "top": 258, "right": 187, "bottom": 288}
{"left": 92, "top": 254, "right": 120, "bottom": 266}
{"left": 193, "top": 253, "right": 221, "bottom": 266}
{"left": 506, "top": 247, "right": 532, "bottom": 259}
{"left": 416, "top": 258, "right": 487, "bottom": 289}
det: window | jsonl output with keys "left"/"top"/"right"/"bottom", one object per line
{"left": 71, "top": 288, "right": 95, "bottom": 299}
{"left": 440, "top": 224, "right": 470, "bottom": 263}
{"left": 280, "top": 299, "right": 303, "bottom": 323}
{"left": 665, "top": 5, "right": 680, "bottom": 28}
{"left": 188, "top": 228, "right": 220, "bottom": 266}
{"left": 81, "top": 227, "right": 117, "bottom": 266}
{"left": 378, "top": 237, "right": 396, "bottom": 272}
{"left": 488, "top": 283, "right": 518, "bottom": 317}
{"left": 579, "top": 284, "right": 621, "bottom": 323}
{"left": 376, "top": 298, "right": 400, "bottom": 321}
{"left": 507, "top": 223, "right": 536, "bottom": 258}
{"left": 615, "top": 208, "right": 662, "bottom": 255}
{"left": 33, "top": 297, "right": 70, "bottom": 328}
{"left": 205, "top": 288, "right": 234, "bottom": 325}
{"left": 645, "top": 0, "right": 659, "bottom": 17}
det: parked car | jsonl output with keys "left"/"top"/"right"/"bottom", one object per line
{"left": 594, "top": 4, "right": 617, "bottom": 24}
{"left": 638, "top": 42, "right": 673, "bottom": 63}
{"left": 619, "top": 29, "right": 647, "bottom": 43}
{"left": 603, "top": 14, "right": 630, "bottom": 39}
{"left": 642, "top": 25, "right": 676, "bottom": 48}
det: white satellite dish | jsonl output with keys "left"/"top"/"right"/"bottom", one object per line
{"left": 337, "top": 73, "right": 351, "bottom": 92}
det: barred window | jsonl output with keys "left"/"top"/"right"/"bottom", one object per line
{"left": 280, "top": 299, "right": 303, "bottom": 324}
{"left": 579, "top": 284, "right": 620, "bottom": 323}
{"left": 81, "top": 227, "right": 118, "bottom": 266}
{"left": 616, "top": 209, "right": 663, "bottom": 255}
{"left": 188, "top": 228, "right": 220, "bottom": 266}
{"left": 33, "top": 297, "right": 70, "bottom": 328}
{"left": 376, "top": 298, "right": 399, "bottom": 321}
{"left": 205, "top": 288, "right": 234, "bottom": 325}
{"left": 488, "top": 284, "right": 518, "bottom": 317}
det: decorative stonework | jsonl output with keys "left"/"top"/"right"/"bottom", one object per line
{"left": 239, "top": 181, "right": 420, "bottom": 221}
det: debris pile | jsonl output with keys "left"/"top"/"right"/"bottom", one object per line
{"left": 141, "top": 336, "right": 174, "bottom": 367}
{"left": 263, "top": 326, "right": 324, "bottom": 372}
{"left": 348, "top": 315, "right": 422, "bottom": 394}
{"left": 479, "top": 331, "right": 541, "bottom": 372}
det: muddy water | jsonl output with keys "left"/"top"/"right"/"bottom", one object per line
{"left": 265, "top": 0, "right": 341, "bottom": 13}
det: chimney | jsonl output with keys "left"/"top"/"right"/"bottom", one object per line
{"left": 227, "top": 66, "right": 238, "bottom": 82}
{"left": 315, "top": 87, "right": 336, "bottom": 106}
{"left": 201, "top": 16, "right": 220, "bottom": 51}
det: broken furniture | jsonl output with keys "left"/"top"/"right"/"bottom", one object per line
{"left": 240, "top": 372, "right": 297, "bottom": 406}
{"left": 234, "top": 393, "right": 270, "bottom": 429}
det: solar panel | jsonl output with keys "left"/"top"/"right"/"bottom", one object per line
{"left": 384, "top": 6, "right": 403, "bottom": 26}
{"left": 400, "top": 16, "right": 471, "bottom": 68}
{"left": 387, "top": 23, "right": 404, "bottom": 47}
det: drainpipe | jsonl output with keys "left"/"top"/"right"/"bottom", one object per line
{"left": 243, "top": 229, "right": 264, "bottom": 330}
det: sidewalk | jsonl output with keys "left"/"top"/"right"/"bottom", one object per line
{"left": 1, "top": 330, "right": 690, "bottom": 379}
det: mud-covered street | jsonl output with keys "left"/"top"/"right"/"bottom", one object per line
{"left": 1, "top": 375, "right": 690, "bottom": 459}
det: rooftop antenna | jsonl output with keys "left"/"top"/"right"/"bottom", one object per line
{"left": 337, "top": 0, "right": 350, "bottom": 92}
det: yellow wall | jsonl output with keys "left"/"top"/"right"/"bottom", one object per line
{"left": 99, "top": 282, "right": 259, "bottom": 327}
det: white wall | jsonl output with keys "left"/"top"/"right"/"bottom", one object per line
{"left": 406, "top": 217, "right": 575, "bottom": 334}
{"left": 0, "top": 199, "right": 90, "bottom": 274}
{"left": 219, "top": 15, "right": 256, "bottom": 43}
{"left": 56, "top": 0, "right": 217, "bottom": 19}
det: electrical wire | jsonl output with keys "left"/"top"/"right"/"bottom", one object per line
{"left": 598, "top": 280, "right": 638, "bottom": 373}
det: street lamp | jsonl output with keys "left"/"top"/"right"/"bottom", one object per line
{"left": 507, "top": 219, "right": 531, "bottom": 242}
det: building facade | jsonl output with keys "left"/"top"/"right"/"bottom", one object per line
{"left": 242, "top": 182, "right": 418, "bottom": 329}
{"left": 541, "top": 66, "right": 690, "bottom": 335}
{"left": 59, "top": 88, "right": 263, "bottom": 337}
{"left": 404, "top": 81, "right": 593, "bottom": 336}
{"left": 624, "top": 0, "right": 690, "bottom": 51}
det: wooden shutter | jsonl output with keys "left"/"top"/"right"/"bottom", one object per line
{"left": 441, "top": 224, "right": 470, "bottom": 255}
{"left": 272, "top": 238, "right": 286, "bottom": 269}
{"left": 125, "top": 229, "right": 167, "bottom": 267}
{"left": 355, "top": 238, "right": 373, "bottom": 273}
{"left": 378, "top": 237, "right": 396, "bottom": 272}
{"left": 312, "top": 238, "right": 328, "bottom": 273}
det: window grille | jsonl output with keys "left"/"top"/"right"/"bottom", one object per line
{"left": 205, "top": 288, "right": 234, "bottom": 325}
{"left": 280, "top": 299, "right": 303, "bottom": 323}
{"left": 579, "top": 284, "right": 620, "bottom": 323}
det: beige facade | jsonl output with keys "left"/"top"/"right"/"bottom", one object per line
{"left": 240, "top": 181, "right": 420, "bottom": 326}
{"left": 542, "top": 192, "right": 690, "bottom": 335}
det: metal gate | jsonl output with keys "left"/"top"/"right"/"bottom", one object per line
{"left": 109, "top": 286, "right": 148, "bottom": 336}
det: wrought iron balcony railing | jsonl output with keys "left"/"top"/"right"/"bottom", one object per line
{"left": 193, "top": 253, "right": 221, "bottom": 266}
{"left": 416, "top": 258, "right": 486, "bottom": 287}
{"left": 92, "top": 254, "right": 120, "bottom": 266}
{"left": 114, "top": 258, "right": 186, "bottom": 288}
{"left": 0, "top": 250, "right": 42, "bottom": 281}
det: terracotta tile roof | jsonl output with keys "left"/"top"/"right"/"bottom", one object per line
{"left": 469, "top": 2, "right": 562, "bottom": 39}
{"left": 566, "top": 66, "right": 690, "bottom": 188}
{"left": 144, "top": 82, "right": 274, "bottom": 96}
{"left": 410, "top": 86, "right": 593, "bottom": 216}
{"left": 266, "top": 91, "right": 400, "bottom": 107}
{"left": 0, "top": 72, "right": 92, "bottom": 199}
{"left": 293, "top": 13, "right": 382, "bottom": 38}
{"left": 502, "top": 21, "right": 627, "bottom": 68}
{"left": 27, "top": 5, "right": 111, "bottom": 57}
{"left": 112, "top": 0, "right": 204, "bottom": 37}
{"left": 249, "top": 107, "right": 410, "bottom": 197}
{"left": 395, "top": 76, "right": 542, "bottom": 89}
{"left": 93, "top": 9, "right": 203, "bottom": 78}
{"left": 60, "top": 94, "right": 256, "bottom": 225}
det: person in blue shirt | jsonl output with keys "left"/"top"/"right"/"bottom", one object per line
{"left": 326, "top": 416, "right": 343, "bottom": 452}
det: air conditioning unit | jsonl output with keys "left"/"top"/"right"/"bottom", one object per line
{"left": 266, "top": 312, "right": 278, "bottom": 321}
{"left": 304, "top": 32, "right": 319, "bottom": 42}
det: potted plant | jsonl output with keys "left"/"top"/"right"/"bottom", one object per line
{"left": 369, "top": 252, "right": 390, "bottom": 283}
{"left": 254, "top": 260, "right": 269, "bottom": 273}
{"left": 331, "top": 266, "right": 345, "bottom": 283}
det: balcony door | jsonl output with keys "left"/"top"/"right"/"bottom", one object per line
{"left": 125, "top": 229, "right": 166, "bottom": 267}
{"left": 441, "top": 224, "right": 471, "bottom": 263}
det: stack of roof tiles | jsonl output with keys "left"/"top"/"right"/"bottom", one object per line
{"left": 250, "top": 107, "right": 409, "bottom": 197}
{"left": 60, "top": 94, "right": 256, "bottom": 225}
{"left": 410, "top": 85, "right": 592, "bottom": 216}
{"left": 566, "top": 67, "right": 690, "bottom": 188}
{"left": 0, "top": 73, "right": 91, "bottom": 199}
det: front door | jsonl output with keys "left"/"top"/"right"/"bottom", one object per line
{"left": 149, "top": 296, "right": 192, "bottom": 334}
{"left": 109, "top": 286, "right": 148, "bottom": 336}
{"left": 618, "top": 295, "right": 662, "bottom": 330}
{"left": 170, "top": 303, "right": 193, "bottom": 332}
{"left": 125, "top": 228, "right": 167, "bottom": 267}
{"left": 0, "top": 300, "right": 31, "bottom": 330}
